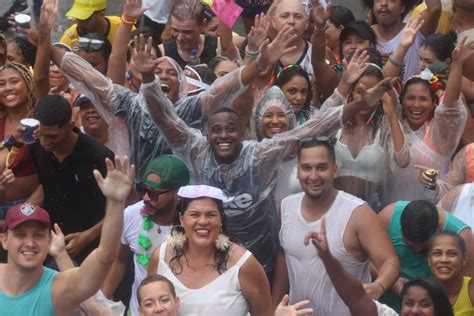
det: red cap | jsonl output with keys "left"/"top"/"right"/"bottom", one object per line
{"left": 5, "top": 203, "right": 51, "bottom": 230}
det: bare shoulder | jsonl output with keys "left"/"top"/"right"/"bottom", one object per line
{"left": 349, "top": 203, "right": 381, "bottom": 229}
{"left": 378, "top": 202, "right": 396, "bottom": 227}
{"left": 227, "top": 243, "right": 249, "bottom": 268}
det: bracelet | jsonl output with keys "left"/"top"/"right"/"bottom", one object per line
{"left": 375, "top": 280, "right": 386, "bottom": 293}
{"left": 388, "top": 56, "right": 403, "bottom": 67}
{"left": 121, "top": 14, "right": 138, "bottom": 27}
{"left": 245, "top": 46, "right": 259, "bottom": 58}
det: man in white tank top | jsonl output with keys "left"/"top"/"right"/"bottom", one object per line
{"left": 272, "top": 137, "right": 400, "bottom": 316}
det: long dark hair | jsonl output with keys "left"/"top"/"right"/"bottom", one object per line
{"left": 169, "top": 197, "right": 230, "bottom": 275}
{"left": 401, "top": 277, "right": 454, "bottom": 316}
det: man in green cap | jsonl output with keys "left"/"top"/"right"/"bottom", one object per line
{"left": 60, "top": 0, "right": 123, "bottom": 51}
{"left": 101, "top": 154, "right": 190, "bottom": 316}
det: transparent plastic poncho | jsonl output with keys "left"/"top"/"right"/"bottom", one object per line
{"left": 439, "top": 183, "right": 474, "bottom": 232}
{"left": 141, "top": 74, "right": 344, "bottom": 273}
{"left": 386, "top": 99, "right": 467, "bottom": 204}
{"left": 60, "top": 52, "right": 245, "bottom": 186}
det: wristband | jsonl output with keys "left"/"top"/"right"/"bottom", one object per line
{"left": 121, "top": 14, "right": 138, "bottom": 27}
{"left": 245, "top": 46, "right": 259, "bottom": 58}
{"left": 388, "top": 56, "right": 403, "bottom": 67}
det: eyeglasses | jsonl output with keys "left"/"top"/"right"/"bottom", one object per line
{"left": 299, "top": 135, "right": 337, "bottom": 149}
{"left": 78, "top": 37, "right": 105, "bottom": 51}
{"left": 144, "top": 188, "right": 173, "bottom": 200}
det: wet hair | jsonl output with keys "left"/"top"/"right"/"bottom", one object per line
{"left": 401, "top": 277, "right": 454, "bottom": 316}
{"left": 422, "top": 34, "right": 455, "bottom": 62}
{"left": 429, "top": 230, "right": 467, "bottom": 256}
{"left": 274, "top": 66, "right": 313, "bottom": 116}
{"left": 0, "top": 63, "right": 37, "bottom": 114}
{"left": 169, "top": 197, "right": 230, "bottom": 275}
{"left": 329, "top": 5, "right": 355, "bottom": 28}
{"left": 361, "top": 0, "right": 419, "bottom": 19}
{"left": 34, "top": 95, "right": 72, "bottom": 127}
{"left": 401, "top": 77, "right": 438, "bottom": 105}
{"left": 187, "top": 65, "right": 217, "bottom": 85}
{"left": 401, "top": 200, "right": 439, "bottom": 243}
{"left": 0, "top": 35, "right": 6, "bottom": 66}
{"left": 8, "top": 37, "right": 36, "bottom": 67}
{"left": 171, "top": 0, "right": 205, "bottom": 25}
{"left": 137, "top": 274, "right": 177, "bottom": 306}
{"left": 297, "top": 137, "right": 337, "bottom": 164}
{"left": 210, "top": 107, "right": 241, "bottom": 118}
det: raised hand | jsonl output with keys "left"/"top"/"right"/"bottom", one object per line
{"left": 381, "top": 85, "right": 399, "bottom": 117}
{"left": 49, "top": 223, "right": 66, "bottom": 258}
{"left": 304, "top": 217, "right": 330, "bottom": 259}
{"left": 399, "top": 17, "right": 424, "bottom": 49}
{"left": 452, "top": 36, "right": 474, "bottom": 64}
{"left": 39, "top": 0, "right": 58, "bottom": 31}
{"left": 275, "top": 295, "right": 314, "bottom": 316}
{"left": 93, "top": 156, "right": 134, "bottom": 203}
{"left": 258, "top": 24, "right": 298, "bottom": 66}
{"left": 123, "top": 0, "right": 148, "bottom": 19}
{"left": 132, "top": 34, "right": 160, "bottom": 74}
{"left": 341, "top": 49, "right": 369, "bottom": 86}
{"left": 311, "top": 0, "right": 331, "bottom": 28}
{"left": 361, "top": 77, "right": 396, "bottom": 108}
{"left": 247, "top": 13, "right": 269, "bottom": 51}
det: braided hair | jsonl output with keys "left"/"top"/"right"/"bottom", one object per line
{"left": 8, "top": 37, "right": 37, "bottom": 67}
{"left": 0, "top": 63, "right": 37, "bottom": 115}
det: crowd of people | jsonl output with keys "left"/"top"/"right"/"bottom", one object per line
{"left": 1, "top": 0, "right": 474, "bottom": 315}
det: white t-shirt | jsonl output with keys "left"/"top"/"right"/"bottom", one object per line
{"left": 376, "top": 28, "right": 425, "bottom": 80}
{"left": 143, "top": 0, "right": 172, "bottom": 24}
{"left": 121, "top": 200, "right": 172, "bottom": 316}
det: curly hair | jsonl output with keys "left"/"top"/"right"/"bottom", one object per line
{"left": 0, "top": 35, "right": 6, "bottom": 66}
{"left": 169, "top": 197, "right": 230, "bottom": 276}
{"left": 8, "top": 37, "right": 37, "bottom": 67}
{"left": 0, "top": 63, "right": 37, "bottom": 115}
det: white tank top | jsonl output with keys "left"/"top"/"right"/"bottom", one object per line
{"left": 280, "top": 191, "right": 371, "bottom": 316}
{"left": 157, "top": 242, "right": 251, "bottom": 316}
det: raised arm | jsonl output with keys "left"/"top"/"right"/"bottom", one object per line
{"left": 384, "top": 17, "right": 424, "bottom": 79}
{"left": 107, "top": 0, "right": 146, "bottom": 85}
{"left": 200, "top": 23, "right": 297, "bottom": 117}
{"left": 311, "top": 1, "right": 340, "bottom": 100}
{"left": 305, "top": 217, "right": 378, "bottom": 316}
{"left": 444, "top": 37, "right": 474, "bottom": 107}
{"left": 217, "top": 16, "right": 238, "bottom": 60}
{"left": 419, "top": 0, "right": 441, "bottom": 37}
{"left": 52, "top": 156, "right": 133, "bottom": 313}
{"left": 34, "top": 0, "right": 57, "bottom": 99}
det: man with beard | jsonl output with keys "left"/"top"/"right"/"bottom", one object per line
{"left": 363, "top": 0, "right": 441, "bottom": 79}
{"left": 101, "top": 155, "right": 190, "bottom": 316}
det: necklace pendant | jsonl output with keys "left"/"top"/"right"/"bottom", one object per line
{"left": 157, "top": 226, "right": 161, "bottom": 234}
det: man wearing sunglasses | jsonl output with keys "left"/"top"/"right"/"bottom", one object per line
{"left": 102, "top": 155, "right": 190, "bottom": 316}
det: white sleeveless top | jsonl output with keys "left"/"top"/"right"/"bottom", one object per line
{"left": 157, "top": 242, "right": 251, "bottom": 316}
{"left": 335, "top": 128, "right": 386, "bottom": 184}
{"left": 280, "top": 191, "right": 371, "bottom": 316}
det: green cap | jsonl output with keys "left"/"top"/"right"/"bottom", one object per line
{"left": 143, "top": 155, "right": 190, "bottom": 189}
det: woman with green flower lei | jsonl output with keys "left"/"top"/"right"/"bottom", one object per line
{"left": 148, "top": 184, "right": 273, "bottom": 315}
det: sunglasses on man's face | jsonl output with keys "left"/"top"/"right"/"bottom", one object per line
{"left": 144, "top": 188, "right": 173, "bottom": 200}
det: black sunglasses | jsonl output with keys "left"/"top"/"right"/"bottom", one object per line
{"left": 144, "top": 188, "right": 173, "bottom": 200}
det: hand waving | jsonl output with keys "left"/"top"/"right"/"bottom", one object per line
{"left": 48, "top": 223, "right": 66, "bottom": 258}
{"left": 93, "top": 156, "right": 135, "bottom": 203}
{"left": 399, "top": 17, "right": 424, "bottom": 49}
{"left": 342, "top": 49, "right": 370, "bottom": 85}
{"left": 123, "top": 0, "right": 148, "bottom": 19}
{"left": 247, "top": 13, "right": 269, "bottom": 51}
{"left": 132, "top": 34, "right": 160, "bottom": 74}
{"left": 39, "top": 0, "right": 58, "bottom": 31}
{"left": 381, "top": 85, "right": 399, "bottom": 117}
{"left": 258, "top": 24, "right": 298, "bottom": 66}
{"left": 311, "top": 0, "right": 331, "bottom": 28}
{"left": 452, "top": 36, "right": 474, "bottom": 64}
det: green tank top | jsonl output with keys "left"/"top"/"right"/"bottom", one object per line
{"left": 0, "top": 266, "right": 58, "bottom": 315}
{"left": 380, "top": 200, "right": 468, "bottom": 312}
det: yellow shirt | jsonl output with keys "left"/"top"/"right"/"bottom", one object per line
{"left": 411, "top": 2, "right": 454, "bottom": 35}
{"left": 453, "top": 276, "right": 474, "bottom": 316}
{"left": 59, "top": 16, "right": 123, "bottom": 51}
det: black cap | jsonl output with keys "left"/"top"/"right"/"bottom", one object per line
{"left": 340, "top": 21, "right": 377, "bottom": 46}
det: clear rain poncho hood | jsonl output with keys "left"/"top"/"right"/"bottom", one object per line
{"left": 251, "top": 86, "right": 297, "bottom": 141}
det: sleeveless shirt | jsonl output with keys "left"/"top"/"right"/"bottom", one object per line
{"left": 453, "top": 276, "right": 474, "bottom": 316}
{"left": 157, "top": 241, "right": 251, "bottom": 315}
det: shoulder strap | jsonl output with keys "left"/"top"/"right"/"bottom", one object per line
{"left": 234, "top": 250, "right": 252, "bottom": 269}
{"left": 159, "top": 241, "right": 168, "bottom": 262}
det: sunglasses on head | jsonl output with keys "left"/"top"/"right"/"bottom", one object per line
{"left": 299, "top": 135, "right": 337, "bottom": 148}
{"left": 144, "top": 188, "right": 173, "bottom": 200}
{"left": 78, "top": 37, "right": 105, "bottom": 51}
